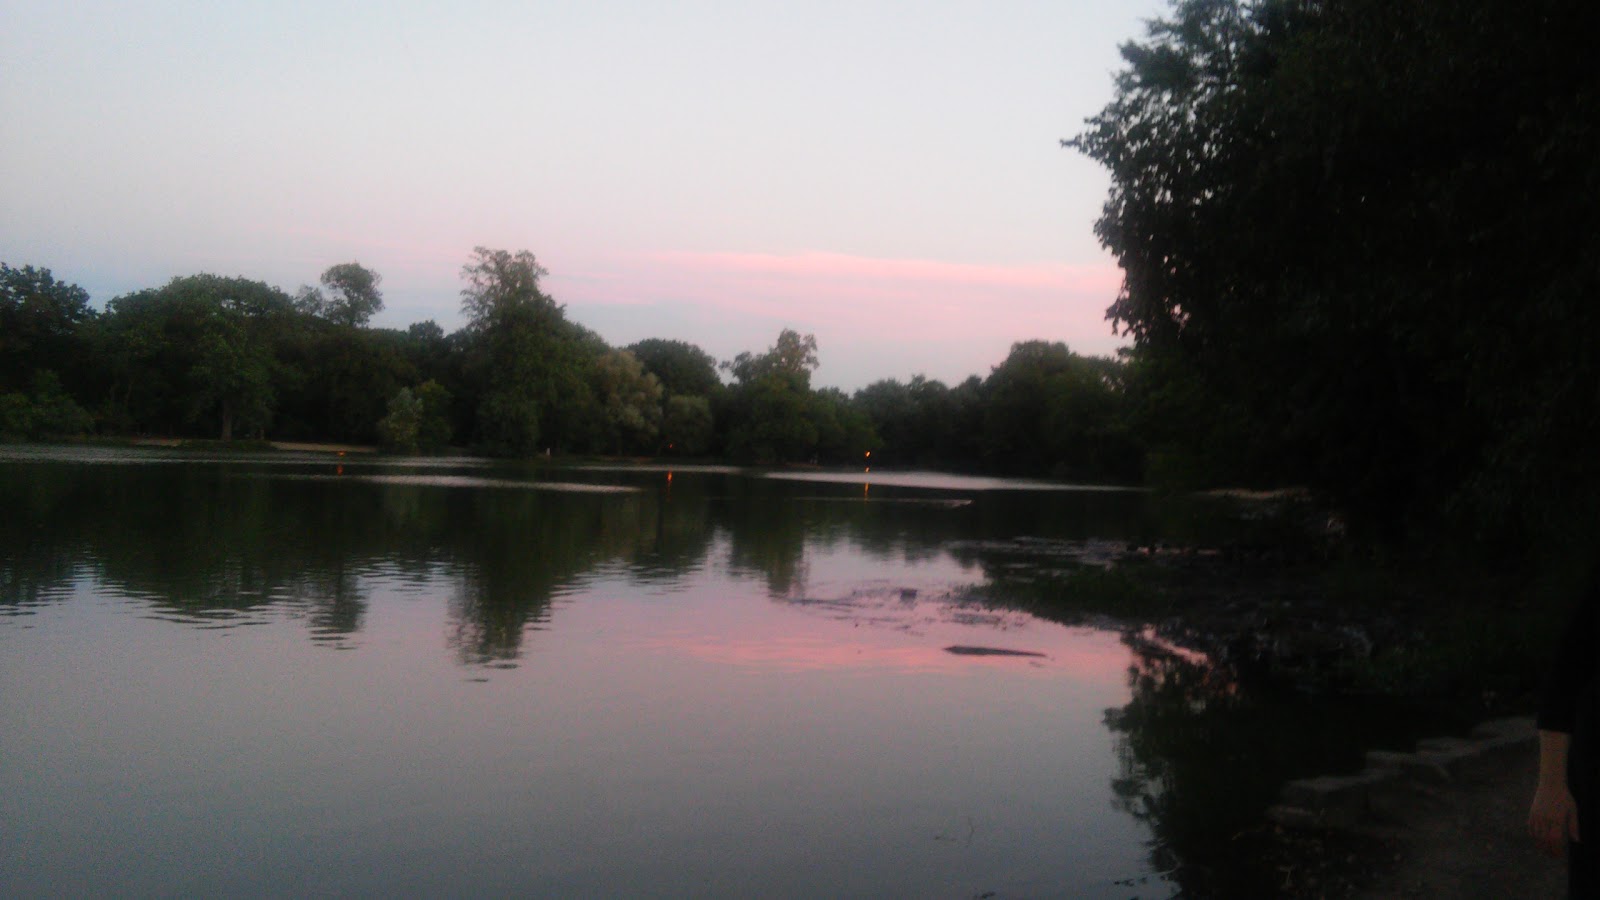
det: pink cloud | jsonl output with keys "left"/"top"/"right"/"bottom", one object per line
{"left": 573, "top": 251, "right": 1122, "bottom": 339}
{"left": 653, "top": 250, "right": 1119, "bottom": 294}
{"left": 647, "top": 251, "right": 1121, "bottom": 324}
{"left": 546, "top": 249, "right": 1130, "bottom": 388}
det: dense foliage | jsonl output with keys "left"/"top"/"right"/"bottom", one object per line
{"left": 0, "top": 254, "right": 1142, "bottom": 482}
{"left": 1070, "top": 0, "right": 1600, "bottom": 546}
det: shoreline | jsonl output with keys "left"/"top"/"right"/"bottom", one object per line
{"left": 1271, "top": 727, "right": 1563, "bottom": 898}
{"left": 991, "top": 534, "right": 1563, "bottom": 895}
{"left": 8, "top": 444, "right": 1564, "bottom": 893}
{"left": 123, "top": 437, "right": 380, "bottom": 454}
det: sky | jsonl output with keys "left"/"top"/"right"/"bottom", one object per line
{"left": 1, "top": 0, "right": 1170, "bottom": 392}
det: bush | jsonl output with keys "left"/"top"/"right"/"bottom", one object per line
{"left": 0, "top": 371, "right": 93, "bottom": 439}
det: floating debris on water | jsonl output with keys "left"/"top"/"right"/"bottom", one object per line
{"left": 943, "top": 645, "right": 1047, "bottom": 658}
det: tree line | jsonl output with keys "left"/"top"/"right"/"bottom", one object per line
{"left": 16, "top": 0, "right": 1583, "bottom": 543}
{"left": 0, "top": 249, "right": 1143, "bottom": 482}
{"left": 1069, "top": 0, "right": 1600, "bottom": 553}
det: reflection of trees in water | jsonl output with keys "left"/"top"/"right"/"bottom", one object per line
{"left": 0, "top": 552, "right": 77, "bottom": 613}
{"left": 1104, "top": 633, "right": 1452, "bottom": 897}
{"left": 444, "top": 484, "right": 727, "bottom": 662}
{"left": 726, "top": 520, "right": 809, "bottom": 597}
{"left": 0, "top": 465, "right": 92, "bottom": 610}
{"left": 443, "top": 490, "right": 591, "bottom": 665}
{"left": 287, "top": 564, "right": 367, "bottom": 642}
{"left": 447, "top": 581, "right": 540, "bottom": 665}
{"left": 4, "top": 458, "right": 1164, "bottom": 663}
{"left": 632, "top": 476, "right": 718, "bottom": 582}
{"left": 721, "top": 477, "right": 811, "bottom": 595}
{"left": 724, "top": 497, "right": 964, "bottom": 596}
{"left": 3, "top": 464, "right": 280, "bottom": 614}
{"left": 805, "top": 495, "right": 966, "bottom": 570}
{"left": 0, "top": 461, "right": 728, "bottom": 662}
{"left": 1104, "top": 640, "right": 1244, "bottom": 893}
{"left": 721, "top": 478, "right": 986, "bottom": 597}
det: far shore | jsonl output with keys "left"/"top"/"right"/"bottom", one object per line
{"left": 267, "top": 441, "right": 379, "bottom": 454}
{"left": 123, "top": 437, "right": 379, "bottom": 454}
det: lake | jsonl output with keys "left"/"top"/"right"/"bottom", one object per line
{"left": 0, "top": 446, "right": 1410, "bottom": 897}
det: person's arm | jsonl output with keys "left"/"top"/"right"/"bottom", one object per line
{"left": 1530, "top": 729, "right": 1581, "bottom": 857}
{"left": 1530, "top": 585, "right": 1595, "bottom": 857}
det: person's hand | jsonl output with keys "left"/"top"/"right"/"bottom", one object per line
{"left": 1529, "top": 783, "right": 1581, "bottom": 857}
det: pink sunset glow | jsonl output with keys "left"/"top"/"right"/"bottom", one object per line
{"left": 552, "top": 249, "right": 1129, "bottom": 390}
{"left": 605, "top": 564, "right": 1136, "bottom": 680}
{"left": 640, "top": 624, "right": 1139, "bottom": 679}
{"left": 639, "top": 626, "right": 1133, "bottom": 683}
{"left": 3, "top": 1, "right": 1168, "bottom": 392}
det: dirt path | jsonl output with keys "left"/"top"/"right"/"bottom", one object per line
{"left": 268, "top": 441, "right": 377, "bottom": 454}
{"left": 1344, "top": 750, "right": 1565, "bottom": 898}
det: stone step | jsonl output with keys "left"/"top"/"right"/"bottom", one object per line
{"left": 1271, "top": 716, "right": 1537, "bottom": 830}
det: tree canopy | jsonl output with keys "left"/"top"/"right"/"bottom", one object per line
{"left": 593, "top": 350, "right": 664, "bottom": 455}
{"left": 1, "top": 253, "right": 1142, "bottom": 485}
{"left": 298, "top": 262, "right": 384, "bottom": 327}
{"left": 723, "top": 329, "right": 819, "bottom": 390}
{"left": 458, "top": 247, "right": 585, "bottom": 454}
{"left": 102, "top": 274, "right": 294, "bottom": 440}
{"left": 1069, "top": 0, "right": 1600, "bottom": 544}
{"left": 0, "top": 263, "right": 95, "bottom": 395}
{"left": 627, "top": 339, "right": 720, "bottom": 398}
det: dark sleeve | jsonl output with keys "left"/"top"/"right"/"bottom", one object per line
{"left": 1537, "top": 585, "right": 1598, "bottom": 734}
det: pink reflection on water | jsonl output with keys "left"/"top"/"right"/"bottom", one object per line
{"left": 636, "top": 589, "right": 1132, "bottom": 683}
{"left": 648, "top": 632, "right": 1131, "bottom": 680}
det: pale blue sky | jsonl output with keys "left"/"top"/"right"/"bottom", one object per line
{"left": 1, "top": 0, "right": 1169, "bottom": 390}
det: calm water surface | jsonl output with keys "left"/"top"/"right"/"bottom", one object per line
{"left": 1, "top": 447, "right": 1198, "bottom": 897}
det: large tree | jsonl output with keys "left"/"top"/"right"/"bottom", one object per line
{"left": 274, "top": 324, "right": 417, "bottom": 442}
{"left": 720, "top": 330, "right": 824, "bottom": 463}
{"left": 188, "top": 316, "right": 274, "bottom": 441}
{"left": 376, "top": 380, "right": 451, "bottom": 453}
{"left": 723, "top": 329, "right": 818, "bottom": 389}
{"left": 592, "top": 350, "right": 664, "bottom": 455}
{"left": 661, "top": 395, "right": 714, "bottom": 456}
{"left": 853, "top": 375, "right": 984, "bottom": 471}
{"left": 981, "top": 342, "right": 1135, "bottom": 481}
{"left": 297, "top": 262, "right": 385, "bottom": 327}
{"left": 626, "top": 338, "right": 721, "bottom": 399}
{"left": 1069, "top": 0, "right": 1600, "bottom": 542}
{"left": 101, "top": 274, "right": 292, "bottom": 440}
{"left": 0, "top": 263, "right": 95, "bottom": 395}
{"left": 457, "top": 247, "right": 602, "bottom": 455}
